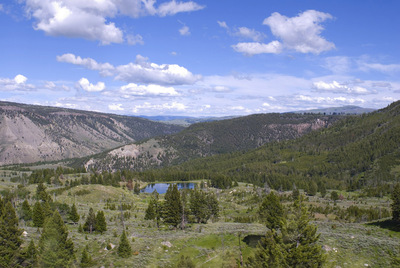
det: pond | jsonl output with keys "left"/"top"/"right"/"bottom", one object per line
{"left": 140, "top": 182, "right": 196, "bottom": 194}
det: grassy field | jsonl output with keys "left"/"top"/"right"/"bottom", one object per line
{"left": 1, "top": 170, "right": 399, "bottom": 267}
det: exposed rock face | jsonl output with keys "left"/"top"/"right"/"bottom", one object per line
{"left": 0, "top": 102, "right": 183, "bottom": 165}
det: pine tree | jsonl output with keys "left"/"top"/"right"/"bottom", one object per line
{"left": 163, "top": 184, "right": 182, "bottom": 227}
{"left": 21, "top": 239, "right": 37, "bottom": 268}
{"left": 144, "top": 199, "right": 156, "bottom": 220}
{"left": 36, "top": 183, "right": 51, "bottom": 202}
{"left": 38, "top": 210, "right": 75, "bottom": 268}
{"left": 69, "top": 203, "right": 80, "bottom": 224}
{"left": 95, "top": 211, "right": 107, "bottom": 234}
{"left": 0, "top": 201, "right": 23, "bottom": 267}
{"left": 32, "top": 201, "right": 45, "bottom": 227}
{"left": 41, "top": 201, "right": 53, "bottom": 218}
{"left": 391, "top": 183, "right": 400, "bottom": 222}
{"left": 117, "top": 231, "right": 132, "bottom": 258}
{"left": 259, "top": 191, "right": 284, "bottom": 230}
{"left": 83, "top": 207, "right": 96, "bottom": 233}
{"left": 134, "top": 182, "right": 140, "bottom": 195}
{"left": 80, "top": 246, "right": 94, "bottom": 267}
{"left": 20, "top": 199, "right": 32, "bottom": 221}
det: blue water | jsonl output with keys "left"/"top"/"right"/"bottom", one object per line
{"left": 140, "top": 183, "right": 196, "bottom": 194}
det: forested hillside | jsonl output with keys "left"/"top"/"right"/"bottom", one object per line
{"left": 83, "top": 113, "right": 341, "bottom": 171}
{"left": 0, "top": 102, "right": 183, "bottom": 165}
{"left": 138, "top": 101, "right": 400, "bottom": 195}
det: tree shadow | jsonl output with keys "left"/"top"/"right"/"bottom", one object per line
{"left": 367, "top": 219, "right": 400, "bottom": 232}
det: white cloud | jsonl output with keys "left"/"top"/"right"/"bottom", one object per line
{"left": 0, "top": 75, "right": 35, "bottom": 91}
{"left": 263, "top": 10, "right": 335, "bottom": 54}
{"left": 323, "top": 56, "right": 352, "bottom": 74}
{"left": 232, "top": 41, "right": 282, "bottom": 55}
{"left": 78, "top": 78, "right": 105, "bottom": 92}
{"left": 108, "top": 103, "right": 124, "bottom": 111}
{"left": 217, "top": 21, "right": 228, "bottom": 29}
{"left": 312, "top": 80, "right": 370, "bottom": 95}
{"left": 23, "top": 0, "right": 204, "bottom": 44}
{"left": 296, "top": 95, "right": 365, "bottom": 105}
{"left": 57, "top": 54, "right": 114, "bottom": 76}
{"left": 58, "top": 53, "right": 201, "bottom": 86}
{"left": 234, "top": 27, "right": 265, "bottom": 42}
{"left": 179, "top": 25, "right": 190, "bottom": 36}
{"left": 120, "top": 83, "right": 179, "bottom": 96}
{"left": 0, "top": 4, "right": 3, "bottom": 12}
{"left": 126, "top": 34, "right": 144, "bottom": 45}
{"left": 157, "top": 1, "right": 204, "bottom": 17}
{"left": 359, "top": 62, "right": 400, "bottom": 74}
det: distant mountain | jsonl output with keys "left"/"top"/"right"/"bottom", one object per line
{"left": 83, "top": 113, "right": 343, "bottom": 171}
{"left": 139, "top": 115, "right": 237, "bottom": 126}
{"left": 291, "top": 105, "right": 375, "bottom": 115}
{"left": 0, "top": 101, "right": 184, "bottom": 165}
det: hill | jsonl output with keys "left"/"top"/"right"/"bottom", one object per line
{"left": 0, "top": 101, "right": 184, "bottom": 166}
{"left": 83, "top": 113, "right": 342, "bottom": 171}
{"left": 149, "top": 100, "right": 400, "bottom": 194}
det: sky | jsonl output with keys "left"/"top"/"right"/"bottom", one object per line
{"left": 0, "top": 0, "right": 399, "bottom": 117}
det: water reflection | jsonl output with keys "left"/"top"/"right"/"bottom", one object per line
{"left": 140, "top": 182, "right": 196, "bottom": 194}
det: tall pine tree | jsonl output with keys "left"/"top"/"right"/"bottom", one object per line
{"left": 69, "top": 203, "right": 80, "bottom": 224}
{"left": 83, "top": 207, "right": 96, "bottom": 233}
{"left": 38, "top": 210, "right": 75, "bottom": 268}
{"left": 32, "top": 201, "right": 45, "bottom": 227}
{"left": 95, "top": 211, "right": 107, "bottom": 234}
{"left": 0, "top": 201, "right": 23, "bottom": 267}
{"left": 163, "top": 184, "right": 182, "bottom": 227}
{"left": 117, "top": 231, "right": 132, "bottom": 258}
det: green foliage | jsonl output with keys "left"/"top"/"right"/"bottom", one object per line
{"left": 0, "top": 201, "right": 23, "bottom": 267}
{"left": 95, "top": 211, "right": 107, "bottom": 234}
{"left": 69, "top": 203, "right": 80, "bottom": 223}
{"left": 83, "top": 207, "right": 96, "bottom": 233}
{"left": 36, "top": 182, "right": 51, "bottom": 202}
{"left": 189, "top": 189, "right": 219, "bottom": 223}
{"left": 32, "top": 201, "right": 45, "bottom": 227}
{"left": 38, "top": 210, "right": 75, "bottom": 267}
{"left": 117, "top": 231, "right": 132, "bottom": 258}
{"left": 176, "top": 255, "right": 195, "bottom": 268}
{"left": 134, "top": 182, "right": 140, "bottom": 195}
{"left": 20, "top": 199, "right": 32, "bottom": 221}
{"left": 391, "top": 183, "right": 400, "bottom": 222}
{"left": 259, "top": 192, "right": 284, "bottom": 230}
{"left": 144, "top": 198, "right": 156, "bottom": 221}
{"left": 21, "top": 239, "right": 38, "bottom": 268}
{"left": 330, "top": 191, "right": 339, "bottom": 202}
{"left": 80, "top": 246, "right": 94, "bottom": 267}
{"left": 163, "top": 184, "right": 182, "bottom": 227}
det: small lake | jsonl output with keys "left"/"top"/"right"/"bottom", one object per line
{"left": 140, "top": 182, "right": 196, "bottom": 194}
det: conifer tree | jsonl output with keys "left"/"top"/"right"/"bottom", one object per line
{"left": 0, "top": 201, "right": 23, "bottom": 267}
{"left": 36, "top": 182, "right": 51, "bottom": 202}
{"left": 38, "top": 210, "right": 75, "bottom": 267}
{"left": 21, "top": 239, "right": 38, "bottom": 268}
{"left": 83, "top": 207, "right": 96, "bottom": 233}
{"left": 95, "top": 211, "right": 107, "bottom": 234}
{"left": 69, "top": 203, "right": 80, "bottom": 224}
{"left": 41, "top": 201, "right": 53, "bottom": 218}
{"left": 163, "top": 184, "right": 182, "bottom": 227}
{"left": 134, "top": 182, "right": 140, "bottom": 195}
{"left": 20, "top": 199, "right": 32, "bottom": 221}
{"left": 391, "top": 183, "right": 400, "bottom": 222}
{"left": 80, "top": 246, "right": 94, "bottom": 267}
{"left": 144, "top": 199, "right": 156, "bottom": 220}
{"left": 259, "top": 191, "right": 284, "bottom": 230}
{"left": 32, "top": 201, "right": 45, "bottom": 227}
{"left": 117, "top": 231, "right": 132, "bottom": 258}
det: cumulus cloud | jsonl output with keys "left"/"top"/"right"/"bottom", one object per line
{"left": 23, "top": 0, "right": 204, "bottom": 44}
{"left": 312, "top": 80, "right": 370, "bottom": 95}
{"left": 232, "top": 41, "right": 282, "bottom": 55}
{"left": 218, "top": 21, "right": 265, "bottom": 42}
{"left": 263, "top": 10, "right": 335, "bottom": 54}
{"left": 119, "top": 83, "right": 179, "bottom": 96}
{"left": 231, "top": 10, "right": 335, "bottom": 55}
{"left": 58, "top": 53, "right": 201, "bottom": 86}
{"left": 296, "top": 95, "right": 365, "bottom": 105}
{"left": 179, "top": 25, "right": 190, "bottom": 36}
{"left": 78, "top": 78, "right": 105, "bottom": 92}
{"left": 126, "top": 34, "right": 144, "bottom": 45}
{"left": 0, "top": 75, "right": 35, "bottom": 91}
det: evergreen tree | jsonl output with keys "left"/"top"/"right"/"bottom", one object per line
{"left": 144, "top": 199, "right": 156, "bottom": 220}
{"left": 0, "top": 201, "right": 23, "bottom": 267}
{"left": 20, "top": 199, "right": 32, "bottom": 221}
{"left": 80, "top": 246, "right": 94, "bottom": 267}
{"left": 391, "top": 183, "right": 400, "bottom": 222}
{"left": 41, "top": 201, "right": 53, "bottom": 218}
{"left": 259, "top": 191, "right": 284, "bottom": 230}
{"left": 83, "top": 208, "right": 96, "bottom": 233}
{"left": 69, "top": 203, "right": 80, "bottom": 224}
{"left": 32, "top": 201, "right": 45, "bottom": 227}
{"left": 36, "top": 183, "right": 51, "bottom": 202}
{"left": 163, "top": 184, "right": 182, "bottom": 227}
{"left": 38, "top": 210, "right": 75, "bottom": 268}
{"left": 95, "top": 211, "right": 107, "bottom": 234}
{"left": 21, "top": 239, "right": 37, "bottom": 268}
{"left": 117, "top": 231, "right": 132, "bottom": 258}
{"left": 134, "top": 182, "right": 140, "bottom": 195}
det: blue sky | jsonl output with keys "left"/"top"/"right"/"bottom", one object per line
{"left": 0, "top": 0, "right": 399, "bottom": 116}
